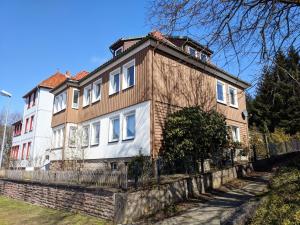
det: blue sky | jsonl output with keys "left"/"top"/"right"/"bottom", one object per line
{"left": 0, "top": 0, "right": 256, "bottom": 115}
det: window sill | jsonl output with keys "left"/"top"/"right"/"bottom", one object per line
{"left": 51, "top": 147, "right": 63, "bottom": 151}
{"left": 108, "top": 140, "right": 119, "bottom": 144}
{"left": 122, "top": 85, "right": 134, "bottom": 92}
{"left": 82, "top": 104, "right": 90, "bottom": 109}
{"left": 71, "top": 106, "right": 79, "bottom": 110}
{"left": 53, "top": 108, "right": 66, "bottom": 115}
{"left": 90, "top": 143, "right": 99, "bottom": 147}
{"left": 91, "top": 99, "right": 101, "bottom": 105}
{"left": 122, "top": 137, "right": 135, "bottom": 142}
{"left": 229, "top": 104, "right": 239, "bottom": 109}
{"left": 109, "top": 91, "right": 119, "bottom": 97}
{"left": 217, "top": 100, "right": 227, "bottom": 105}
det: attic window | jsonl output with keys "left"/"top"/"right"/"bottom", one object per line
{"left": 115, "top": 47, "right": 123, "bottom": 56}
{"left": 188, "top": 46, "right": 197, "bottom": 57}
{"left": 200, "top": 53, "right": 208, "bottom": 62}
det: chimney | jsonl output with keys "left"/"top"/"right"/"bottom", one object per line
{"left": 65, "top": 70, "right": 71, "bottom": 78}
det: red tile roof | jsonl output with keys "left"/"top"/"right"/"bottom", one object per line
{"left": 72, "top": 71, "right": 89, "bottom": 81}
{"left": 39, "top": 72, "right": 67, "bottom": 88}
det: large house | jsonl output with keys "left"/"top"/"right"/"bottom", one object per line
{"left": 50, "top": 31, "right": 250, "bottom": 170}
{"left": 10, "top": 72, "right": 69, "bottom": 170}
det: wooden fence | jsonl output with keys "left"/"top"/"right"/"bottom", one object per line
{"left": 0, "top": 169, "right": 127, "bottom": 189}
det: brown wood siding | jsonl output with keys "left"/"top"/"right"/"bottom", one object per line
{"left": 77, "top": 48, "right": 150, "bottom": 123}
{"left": 51, "top": 87, "right": 79, "bottom": 127}
{"left": 151, "top": 49, "right": 249, "bottom": 157}
{"left": 123, "top": 40, "right": 140, "bottom": 51}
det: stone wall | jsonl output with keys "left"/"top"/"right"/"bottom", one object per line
{"left": 0, "top": 163, "right": 254, "bottom": 224}
{"left": 0, "top": 179, "right": 115, "bottom": 221}
{"left": 115, "top": 163, "right": 253, "bottom": 224}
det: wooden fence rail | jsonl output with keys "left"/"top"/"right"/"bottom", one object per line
{"left": 0, "top": 169, "right": 128, "bottom": 189}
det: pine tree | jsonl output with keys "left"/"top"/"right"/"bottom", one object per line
{"left": 249, "top": 48, "right": 300, "bottom": 135}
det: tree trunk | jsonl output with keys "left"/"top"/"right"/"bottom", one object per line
{"left": 200, "top": 158, "right": 205, "bottom": 174}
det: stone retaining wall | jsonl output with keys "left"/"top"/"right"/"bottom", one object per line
{"left": 115, "top": 163, "right": 253, "bottom": 224}
{"left": 0, "top": 163, "right": 254, "bottom": 224}
{"left": 0, "top": 179, "right": 115, "bottom": 221}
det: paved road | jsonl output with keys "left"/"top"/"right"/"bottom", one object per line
{"left": 155, "top": 173, "right": 271, "bottom": 225}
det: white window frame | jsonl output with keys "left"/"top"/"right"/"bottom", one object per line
{"left": 231, "top": 126, "right": 240, "bottom": 142}
{"left": 81, "top": 124, "right": 90, "bottom": 147}
{"left": 188, "top": 46, "right": 197, "bottom": 58}
{"left": 216, "top": 80, "right": 226, "bottom": 104}
{"left": 109, "top": 68, "right": 121, "bottom": 95}
{"left": 92, "top": 78, "right": 102, "bottom": 103}
{"left": 123, "top": 111, "right": 136, "bottom": 140}
{"left": 228, "top": 85, "right": 238, "bottom": 108}
{"left": 53, "top": 91, "right": 67, "bottom": 113}
{"left": 90, "top": 121, "right": 100, "bottom": 146}
{"left": 83, "top": 84, "right": 92, "bottom": 107}
{"left": 122, "top": 59, "right": 135, "bottom": 90}
{"left": 200, "top": 53, "right": 208, "bottom": 62}
{"left": 52, "top": 126, "right": 64, "bottom": 149}
{"left": 109, "top": 116, "right": 120, "bottom": 143}
{"left": 115, "top": 46, "right": 123, "bottom": 56}
{"left": 68, "top": 126, "right": 77, "bottom": 147}
{"left": 72, "top": 88, "right": 80, "bottom": 109}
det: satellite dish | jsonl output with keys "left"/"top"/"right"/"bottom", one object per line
{"left": 242, "top": 110, "right": 248, "bottom": 119}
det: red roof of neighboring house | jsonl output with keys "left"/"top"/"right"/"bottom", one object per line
{"left": 23, "top": 72, "right": 68, "bottom": 98}
{"left": 72, "top": 71, "right": 89, "bottom": 81}
{"left": 39, "top": 72, "right": 67, "bottom": 88}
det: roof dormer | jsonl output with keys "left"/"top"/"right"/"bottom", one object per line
{"left": 109, "top": 36, "right": 143, "bottom": 57}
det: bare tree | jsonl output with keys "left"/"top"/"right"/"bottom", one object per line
{"left": 148, "top": 0, "right": 300, "bottom": 80}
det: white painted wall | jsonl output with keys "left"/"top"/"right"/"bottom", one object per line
{"left": 62, "top": 101, "right": 151, "bottom": 161}
{"left": 11, "top": 87, "right": 55, "bottom": 170}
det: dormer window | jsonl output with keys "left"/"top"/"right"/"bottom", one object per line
{"left": 188, "top": 46, "right": 197, "bottom": 57}
{"left": 200, "top": 53, "right": 208, "bottom": 62}
{"left": 115, "top": 47, "right": 123, "bottom": 56}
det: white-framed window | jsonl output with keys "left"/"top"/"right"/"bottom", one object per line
{"left": 82, "top": 125, "right": 90, "bottom": 147}
{"left": 72, "top": 89, "right": 80, "bottom": 109}
{"left": 109, "top": 116, "right": 120, "bottom": 142}
{"left": 52, "top": 126, "right": 64, "bottom": 148}
{"left": 188, "top": 46, "right": 197, "bottom": 57}
{"left": 123, "top": 111, "right": 135, "bottom": 140}
{"left": 68, "top": 126, "right": 77, "bottom": 147}
{"left": 228, "top": 86, "right": 238, "bottom": 108}
{"left": 53, "top": 91, "right": 67, "bottom": 114}
{"left": 216, "top": 80, "right": 226, "bottom": 104}
{"left": 115, "top": 46, "right": 123, "bottom": 56}
{"left": 91, "top": 121, "right": 100, "bottom": 145}
{"left": 122, "top": 60, "right": 135, "bottom": 90}
{"left": 92, "top": 79, "right": 102, "bottom": 103}
{"left": 231, "top": 126, "right": 240, "bottom": 142}
{"left": 83, "top": 84, "right": 92, "bottom": 107}
{"left": 200, "top": 53, "right": 208, "bottom": 62}
{"left": 109, "top": 68, "right": 120, "bottom": 95}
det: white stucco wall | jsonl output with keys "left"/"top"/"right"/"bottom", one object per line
{"left": 63, "top": 101, "right": 151, "bottom": 161}
{"left": 11, "top": 87, "right": 54, "bottom": 169}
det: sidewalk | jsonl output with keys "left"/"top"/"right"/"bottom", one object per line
{"left": 154, "top": 172, "right": 272, "bottom": 225}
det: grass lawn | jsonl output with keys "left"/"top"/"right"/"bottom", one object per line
{"left": 0, "top": 196, "right": 109, "bottom": 225}
{"left": 250, "top": 157, "right": 300, "bottom": 225}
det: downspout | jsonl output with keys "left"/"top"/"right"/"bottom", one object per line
{"left": 62, "top": 85, "right": 70, "bottom": 170}
{"left": 31, "top": 88, "right": 40, "bottom": 169}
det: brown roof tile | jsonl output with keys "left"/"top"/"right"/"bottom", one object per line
{"left": 39, "top": 72, "right": 67, "bottom": 88}
{"left": 72, "top": 71, "right": 89, "bottom": 81}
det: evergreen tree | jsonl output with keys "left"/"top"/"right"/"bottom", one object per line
{"left": 249, "top": 48, "right": 300, "bottom": 135}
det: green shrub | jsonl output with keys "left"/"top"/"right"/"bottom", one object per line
{"left": 250, "top": 156, "right": 300, "bottom": 225}
{"left": 161, "top": 107, "right": 228, "bottom": 173}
